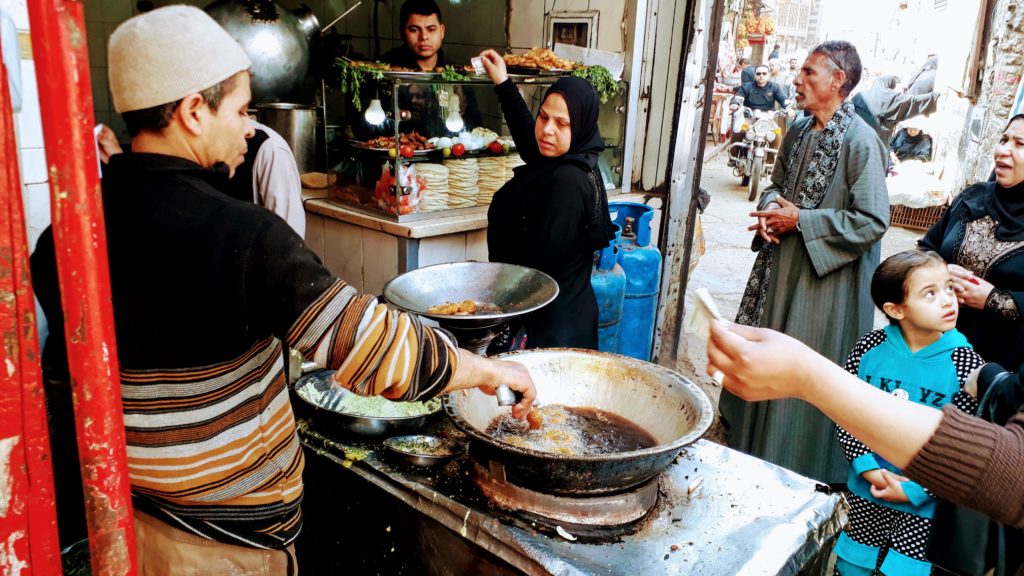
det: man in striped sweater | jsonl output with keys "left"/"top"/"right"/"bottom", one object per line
{"left": 30, "top": 7, "right": 535, "bottom": 575}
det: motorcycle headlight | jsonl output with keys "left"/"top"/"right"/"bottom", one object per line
{"left": 744, "top": 130, "right": 755, "bottom": 141}
{"left": 754, "top": 118, "right": 775, "bottom": 134}
{"left": 766, "top": 131, "right": 777, "bottom": 142}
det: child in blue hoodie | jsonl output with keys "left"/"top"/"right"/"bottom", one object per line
{"left": 834, "top": 249, "right": 982, "bottom": 576}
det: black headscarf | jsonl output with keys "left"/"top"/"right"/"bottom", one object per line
{"left": 965, "top": 114, "right": 1024, "bottom": 240}
{"left": 543, "top": 77, "right": 606, "bottom": 168}
{"left": 539, "top": 77, "right": 614, "bottom": 250}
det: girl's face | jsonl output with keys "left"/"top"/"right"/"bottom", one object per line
{"left": 535, "top": 92, "right": 572, "bottom": 158}
{"left": 883, "top": 262, "right": 958, "bottom": 335}
{"left": 994, "top": 118, "right": 1024, "bottom": 188}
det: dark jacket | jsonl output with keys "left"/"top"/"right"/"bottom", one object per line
{"left": 919, "top": 183, "right": 1024, "bottom": 368}
{"left": 890, "top": 128, "right": 932, "bottom": 162}
{"left": 731, "top": 80, "right": 787, "bottom": 112}
{"left": 487, "top": 80, "right": 610, "bottom": 349}
{"left": 927, "top": 362, "right": 1024, "bottom": 576}
{"left": 381, "top": 45, "right": 447, "bottom": 70}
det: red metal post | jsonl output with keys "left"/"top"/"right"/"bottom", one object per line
{"left": 0, "top": 51, "right": 62, "bottom": 575}
{"left": 25, "top": 1, "right": 138, "bottom": 574}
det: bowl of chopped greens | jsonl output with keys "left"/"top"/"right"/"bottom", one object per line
{"left": 384, "top": 434, "right": 464, "bottom": 467}
{"left": 292, "top": 370, "right": 443, "bottom": 437}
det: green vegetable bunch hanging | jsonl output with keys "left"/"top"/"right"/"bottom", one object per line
{"left": 335, "top": 58, "right": 386, "bottom": 111}
{"left": 571, "top": 65, "right": 620, "bottom": 104}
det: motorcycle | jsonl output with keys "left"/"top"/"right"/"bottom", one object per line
{"left": 728, "top": 106, "right": 789, "bottom": 201}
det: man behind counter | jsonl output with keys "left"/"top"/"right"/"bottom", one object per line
{"left": 382, "top": 0, "right": 447, "bottom": 71}
{"left": 373, "top": 0, "right": 482, "bottom": 136}
{"left": 31, "top": 6, "right": 535, "bottom": 574}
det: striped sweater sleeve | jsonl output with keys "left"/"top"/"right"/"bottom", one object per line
{"left": 252, "top": 217, "right": 459, "bottom": 402}
{"left": 285, "top": 281, "right": 458, "bottom": 402}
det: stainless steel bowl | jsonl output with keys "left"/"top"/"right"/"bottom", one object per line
{"left": 381, "top": 262, "right": 559, "bottom": 354}
{"left": 384, "top": 435, "right": 464, "bottom": 467}
{"left": 291, "top": 370, "right": 441, "bottom": 437}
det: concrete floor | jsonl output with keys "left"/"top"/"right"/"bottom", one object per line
{"left": 674, "top": 150, "right": 923, "bottom": 442}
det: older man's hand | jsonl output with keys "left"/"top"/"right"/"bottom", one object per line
{"left": 748, "top": 196, "right": 800, "bottom": 244}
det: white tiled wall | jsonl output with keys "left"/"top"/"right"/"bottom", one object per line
{"left": 4, "top": 0, "right": 50, "bottom": 251}
{"left": 83, "top": 0, "right": 164, "bottom": 144}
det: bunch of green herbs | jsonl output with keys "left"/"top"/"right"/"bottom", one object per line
{"left": 439, "top": 66, "right": 472, "bottom": 82}
{"left": 571, "top": 65, "right": 620, "bottom": 104}
{"left": 335, "top": 58, "right": 386, "bottom": 111}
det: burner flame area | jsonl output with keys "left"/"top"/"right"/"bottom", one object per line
{"left": 471, "top": 460, "right": 660, "bottom": 540}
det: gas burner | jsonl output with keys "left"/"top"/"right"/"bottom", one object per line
{"left": 471, "top": 460, "right": 659, "bottom": 540}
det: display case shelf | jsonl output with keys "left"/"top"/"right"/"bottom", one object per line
{"left": 326, "top": 73, "right": 626, "bottom": 223}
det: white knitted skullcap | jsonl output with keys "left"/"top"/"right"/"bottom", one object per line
{"left": 108, "top": 5, "right": 251, "bottom": 113}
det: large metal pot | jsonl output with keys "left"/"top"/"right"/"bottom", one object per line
{"left": 444, "top": 349, "right": 713, "bottom": 495}
{"left": 205, "top": 0, "right": 319, "bottom": 103}
{"left": 256, "top": 103, "right": 317, "bottom": 173}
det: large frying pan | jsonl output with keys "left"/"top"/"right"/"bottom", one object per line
{"left": 444, "top": 349, "right": 714, "bottom": 495}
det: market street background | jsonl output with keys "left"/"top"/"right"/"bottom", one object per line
{"left": 675, "top": 148, "right": 920, "bottom": 442}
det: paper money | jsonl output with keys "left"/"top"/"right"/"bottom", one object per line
{"left": 685, "top": 288, "right": 725, "bottom": 385}
{"left": 685, "top": 287, "right": 723, "bottom": 338}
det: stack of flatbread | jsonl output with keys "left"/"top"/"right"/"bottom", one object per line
{"left": 416, "top": 163, "right": 449, "bottom": 212}
{"left": 476, "top": 157, "right": 507, "bottom": 205}
{"left": 505, "top": 152, "right": 525, "bottom": 182}
{"left": 444, "top": 158, "right": 478, "bottom": 208}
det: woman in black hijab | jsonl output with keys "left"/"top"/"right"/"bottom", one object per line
{"left": 478, "top": 49, "right": 613, "bottom": 349}
{"left": 920, "top": 114, "right": 1024, "bottom": 367}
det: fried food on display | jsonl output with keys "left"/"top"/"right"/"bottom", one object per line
{"left": 346, "top": 59, "right": 419, "bottom": 73}
{"left": 362, "top": 131, "right": 435, "bottom": 150}
{"left": 502, "top": 47, "right": 578, "bottom": 71}
{"left": 426, "top": 300, "right": 479, "bottom": 315}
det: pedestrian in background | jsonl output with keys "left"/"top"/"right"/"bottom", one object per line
{"left": 720, "top": 40, "right": 890, "bottom": 485}
{"left": 853, "top": 74, "right": 940, "bottom": 146}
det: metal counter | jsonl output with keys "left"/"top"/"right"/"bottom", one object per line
{"left": 297, "top": 419, "right": 846, "bottom": 575}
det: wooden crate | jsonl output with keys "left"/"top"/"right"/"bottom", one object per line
{"left": 890, "top": 203, "right": 946, "bottom": 232}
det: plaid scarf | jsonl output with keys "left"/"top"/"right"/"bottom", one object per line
{"left": 735, "top": 100, "right": 857, "bottom": 326}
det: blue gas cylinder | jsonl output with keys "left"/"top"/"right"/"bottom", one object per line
{"left": 609, "top": 202, "right": 662, "bottom": 361}
{"left": 591, "top": 224, "right": 626, "bottom": 353}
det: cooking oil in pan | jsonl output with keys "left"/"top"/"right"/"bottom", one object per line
{"left": 486, "top": 405, "right": 658, "bottom": 456}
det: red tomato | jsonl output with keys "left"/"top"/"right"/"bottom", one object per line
{"left": 451, "top": 143, "right": 466, "bottom": 157}
{"left": 488, "top": 141, "right": 503, "bottom": 154}
{"left": 400, "top": 145, "right": 415, "bottom": 159}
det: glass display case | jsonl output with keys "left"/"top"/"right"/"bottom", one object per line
{"left": 325, "top": 73, "right": 626, "bottom": 222}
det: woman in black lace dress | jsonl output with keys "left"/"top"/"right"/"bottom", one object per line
{"left": 919, "top": 114, "right": 1024, "bottom": 367}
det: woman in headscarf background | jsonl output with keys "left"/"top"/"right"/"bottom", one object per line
{"left": 853, "top": 74, "right": 940, "bottom": 146}
{"left": 477, "top": 49, "right": 614, "bottom": 349}
{"left": 919, "top": 114, "right": 1024, "bottom": 369}
{"left": 889, "top": 117, "right": 933, "bottom": 164}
